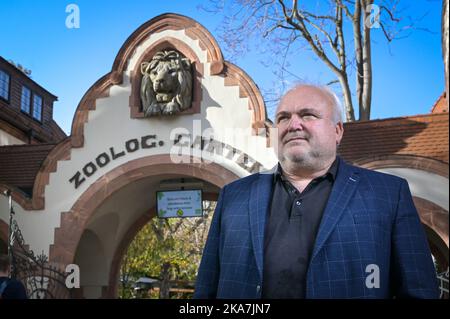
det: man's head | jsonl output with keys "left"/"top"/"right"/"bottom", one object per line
{"left": 0, "top": 254, "right": 10, "bottom": 274}
{"left": 275, "top": 84, "right": 344, "bottom": 172}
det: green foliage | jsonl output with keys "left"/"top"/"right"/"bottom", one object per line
{"left": 119, "top": 200, "right": 215, "bottom": 299}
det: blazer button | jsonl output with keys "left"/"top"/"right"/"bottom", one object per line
{"left": 256, "top": 285, "right": 261, "bottom": 293}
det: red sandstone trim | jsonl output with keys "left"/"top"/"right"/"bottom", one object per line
{"left": 413, "top": 196, "right": 449, "bottom": 247}
{"left": 0, "top": 219, "right": 8, "bottom": 246}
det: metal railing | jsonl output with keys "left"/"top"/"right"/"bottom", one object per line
{"left": 437, "top": 268, "right": 449, "bottom": 299}
{"left": 4, "top": 189, "right": 73, "bottom": 299}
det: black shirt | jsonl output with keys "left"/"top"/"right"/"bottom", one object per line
{"left": 262, "top": 158, "right": 339, "bottom": 298}
{"left": 0, "top": 277, "right": 28, "bottom": 299}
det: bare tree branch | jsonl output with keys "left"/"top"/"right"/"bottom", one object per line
{"left": 380, "top": 4, "right": 401, "bottom": 22}
{"left": 203, "top": 0, "right": 426, "bottom": 121}
{"left": 278, "top": 0, "right": 342, "bottom": 75}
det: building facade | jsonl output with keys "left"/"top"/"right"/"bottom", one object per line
{"left": 0, "top": 56, "right": 66, "bottom": 146}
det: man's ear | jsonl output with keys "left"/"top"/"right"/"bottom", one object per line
{"left": 335, "top": 121, "right": 344, "bottom": 146}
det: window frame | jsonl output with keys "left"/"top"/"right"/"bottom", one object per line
{"left": 20, "top": 85, "right": 44, "bottom": 123}
{"left": 0, "top": 68, "right": 11, "bottom": 102}
{"left": 20, "top": 85, "right": 32, "bottom": 115}
{"left": 32, "top": 93, "right": 43, "bottom": 122}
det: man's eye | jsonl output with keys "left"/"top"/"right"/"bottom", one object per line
{"left": 277, "top": 116, "right": 288, "bottom": 123}
{"left": 302, "top": 114, "right": 317, "bottom": 120}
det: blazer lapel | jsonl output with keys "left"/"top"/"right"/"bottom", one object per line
{"left": 249, "top": 172, "right": 273, "bottom": 280}
{"left": 310, "top": 159, "right": 361, "bottom": 262}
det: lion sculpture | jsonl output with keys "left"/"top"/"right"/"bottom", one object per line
{"left": 140, "top": 50, "right": 193, "bottom": 116}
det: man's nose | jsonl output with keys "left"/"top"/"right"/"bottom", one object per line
{"left": 287, "top": 114, "right": 304, "bottom": 131}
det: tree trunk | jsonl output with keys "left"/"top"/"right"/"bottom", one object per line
{"left": 159, "top": 262, "right": 171, "bottom": 299}
{"left": 360, "top": 0, "right": 373, "bottom": 121}
{"left": 338, "top": 72, "right": 355, "bottom": 121}
{"left": 353, "top": 0, "right": 364, "bottom": 114}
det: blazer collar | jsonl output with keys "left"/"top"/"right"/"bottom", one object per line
{"left": 249, "top": 172, "right": 273, "bottom": 280}
{"left": 310, "top": 157, "right": 361, "bottom": 261}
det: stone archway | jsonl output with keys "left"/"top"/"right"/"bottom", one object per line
{"left": 0, "top": 219, "right": 8, "bottom": 254}
{"left": 49, "top": 154, "right": 238, "bottom": 293}
{"left": 423, "top": 223, "right": 449, "bottom": 273}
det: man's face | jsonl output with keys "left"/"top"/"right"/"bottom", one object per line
{"left": 275, "top": 86, "right": 344, "bottom": 168}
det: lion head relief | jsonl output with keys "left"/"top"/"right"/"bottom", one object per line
{"left": 140, "top": 50, "right": 193, "bottom": 116}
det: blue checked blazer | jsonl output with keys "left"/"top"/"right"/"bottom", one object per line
{"left": 194, "top": 158, "right": 439, "bottom": 299}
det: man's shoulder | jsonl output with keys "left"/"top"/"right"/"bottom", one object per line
{"left": 0, "top": 277, "right": 25, "bottom": 288}
{"left": 1, "top": 278, "right": 27, "bottom": 299}
{"left": 0, "top": 277, "right": 7, "bottom": 287}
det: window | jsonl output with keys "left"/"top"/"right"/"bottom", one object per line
{"left": 21, "top": 86, "right": 31, "bottom": 113}
{"left": 32, "top": 94, "right": 42, "bottom": 121}
{"left": 0, "top": 69, "right": 10, "bottom": 100}
{"left": 20, "top": 86, "right": 44, "bottom": 122}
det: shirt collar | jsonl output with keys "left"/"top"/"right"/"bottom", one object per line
{"left": 274, "top": 157, "right": 340, "bottom": 184}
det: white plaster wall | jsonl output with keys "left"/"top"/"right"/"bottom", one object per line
{"left": 3, "top": 28, "right": 277, "bottom": 257}
{"left": 74, "top": 229, "right": 108, "bottom": 298}
{"left": 0, "top": 129, "right": 25, "bottom": 146}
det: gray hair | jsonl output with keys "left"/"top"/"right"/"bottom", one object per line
{"left": 280, "top": 83, "right": 343, "bottom": 124}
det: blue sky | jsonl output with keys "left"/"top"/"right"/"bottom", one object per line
{"left": 0, "top": 0, "right": 445, "bottom": 134}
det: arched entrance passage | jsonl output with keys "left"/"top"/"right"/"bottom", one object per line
{"left": 105, "top": 191, "right": 219, "bottom": 298}
{"left": 49, "top": 154, "right": 239, "bottom": 297}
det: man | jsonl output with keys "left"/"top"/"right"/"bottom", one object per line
{"left": 194, "top": 84, "right": 439, "bottom": 299}
{"left": 0, "top": 254, "right": 27, "bottom": 299}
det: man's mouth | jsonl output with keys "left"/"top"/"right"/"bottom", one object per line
{"left": 284, "top": 136, "right": 307, "bottom": 144}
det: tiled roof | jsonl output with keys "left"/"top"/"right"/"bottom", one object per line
{"left": 0, "top": 143, "right": 56, "bottom": 195}
{"left": 339, "top": 113, "right": 449, "bottom": 164}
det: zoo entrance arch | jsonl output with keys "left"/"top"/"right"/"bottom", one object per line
{"left": 49, "top": 154, "right": 238, "bottom": 298}
{"left": 42, "top": 12, "right": 270, "bottom": 298}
